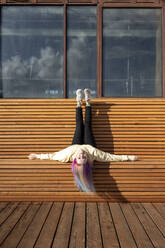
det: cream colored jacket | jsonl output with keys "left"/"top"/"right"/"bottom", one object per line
{"left": 36, "top": 144, "right": 136, "bottom": 162}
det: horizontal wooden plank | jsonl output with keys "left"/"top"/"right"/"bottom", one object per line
{"left": 0, "top": 187, "right": 164, "bottom": 195}
{"left": 0, "top": 178, "right": 164, "bottom": 183}
{"left": 0, "top": 188, "right": 164, "bottom": 193}
{"left": 1, "top": 110, "right": 165, "bottom": 114}
{"left": 0, "top": 196, "right": 164, "bottom": 202}
{"left": 1, "top": 164, "right": 165, "bottom": 169}
{"left": 0, "top": 159, "right": 165, "bottom": 164}
{"left": 0, "top": 98, "right": 165, "bottom": 102}
{"left": 0, "top": 183, "right": 164, "bottom": 187}
{"left": 1, "top": 137, "right": 165, "bottom": 142}
{"left": 0, "top": 116, "right": 161, "bottom": 121}
{"left": 0, "top": 145, "right": 165, "bottom": 150}
{"left": 0, "top": 184, "right": 164, "bottom": 189}
{"left": 3, "top": 183, "right": 163, "bottom": 189}
{"left": 0, "top": 173, "right": 165, "bottom": 179}
{"left": 1, "top": 105, "right": 165, "bottom": 109}
{"left": 1, "top": 168, "right": 165, "bottom": 173}
{"left": 0, "top": 122, "right": 165, "bottom": 127}
{"left": 1, "top": 135, "right": 165, "bottom": 139}
{"left": 0, "top": 152, "right": 161, "bottom": 157}
{"left": 0, "top": 174, "right": 164, "bottom": 179}
{"left": 1, "top": 192, "right": 165, "bottom": 196}
{"left": 0, "top": 181, "right": 164, "bottom": 186}
{"left": 2, "top": 153, "right": 150, "bottom": 158}
{"left": 0, "top": 150, "right": 165, "bottom": 154}
{"left": 2, "top": 130, "right": 165, "bottom": 135}
{"left": 0, "top": 150, "right": 164, "bottom": 155}
{"left": 1, "top": 121, "right": 165, "bottom": 125}
{"left": 1, "top": 129, "right": 165, "bottom": 134}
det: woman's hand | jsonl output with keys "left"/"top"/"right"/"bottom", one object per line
{"left": 28, "top": 153, "right": 38, "bottom": 160}
{"left": 129, "top": 155, "right": 138, "bottom": 161}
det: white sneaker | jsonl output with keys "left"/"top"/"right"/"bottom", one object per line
{"left": 84, "top": 88, "right": 91, "bottom": 102}
{"left": 76, "top": 89, "right": 83, "bottom": 103}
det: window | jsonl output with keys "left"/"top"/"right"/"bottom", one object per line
{"left": 0, "top": 1, "right": 164, "bottom": 98}
{"left": 67, "top": 6, "right": 97, "bottom": 98}
{"left": 1, "top": 6, "right": 64, "bottom": 98}
{"left": 103, "top": 8, "right": 162, "bottom": 97}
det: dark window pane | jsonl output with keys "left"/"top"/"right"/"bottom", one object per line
{"left": 103, "top": 8, "right": 162, "bottom": 97}
{"left": 67, "top": 6, "right": 97, "bottom": 98}
{"left": 1, "top": 6, "right": 63, "bottom": 98}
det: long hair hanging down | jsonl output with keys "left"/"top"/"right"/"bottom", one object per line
{"left": 72, "top": 159, "right": 96, "bottom": 193}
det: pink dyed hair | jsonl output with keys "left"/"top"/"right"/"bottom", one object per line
{"left": 71, "top": 158, "right": 96, "bottom": 193}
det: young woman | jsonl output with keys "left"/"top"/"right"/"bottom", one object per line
{"left": 28, "top": 89, "right": 138, "bottom": 193}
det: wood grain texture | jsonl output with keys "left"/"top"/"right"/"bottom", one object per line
{"left": 0, "top": 98, "right": 165, "bottom": 202}
{"left": 0, "top": 202, "right": 164, "bottom": 248}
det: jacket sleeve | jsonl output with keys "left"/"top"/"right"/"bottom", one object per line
{"left": 36, "top": 153, "right": 56, "bottom": 160}
{"left": 91, "top": 147, "right": 136, "bottom": 162}
{"left": 35, "top": 146, "right": 74, "bottom": 162}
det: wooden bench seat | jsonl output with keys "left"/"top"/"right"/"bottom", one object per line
{"left": 0, "top": 98, "right": 165, "bottom": 202}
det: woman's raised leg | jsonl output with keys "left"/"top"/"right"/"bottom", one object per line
{"left": 72, "top": 89, "right": 84, "bottom": 145}
{"left": 84, "top": 89, "right": 96, "bottom": 147}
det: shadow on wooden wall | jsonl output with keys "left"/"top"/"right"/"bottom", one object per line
{"left": 91, "top": 102, "right": 128, "bottom": 202}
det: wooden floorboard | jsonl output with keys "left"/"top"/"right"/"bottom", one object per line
{"left": 1, "top": 203, "right": 41, "bottom": 248}
{"left": 0, "top": 202, "right": 30, "bottom": 245}
{"left": 97, "top": 202, "right": 120, "bottom": 248}
{"left": 120, "top": 203, "right": 154, "bottom": 248}
{"left": 69, "top": 202, "right": 85, "bottom": 248}
{"left": 34, "top": 202, "right": 63, "bottom": 248}
{"left": 17, "top": 202, "right": 52, "bottom": 248}
{"left": 109, "top": 203, "right": 137, "bottom": 248}
{"left": 86, "top": 203, "right": 103, "bottom": 248}
{"left": 0, "top": 202, "right": 164, "bottom": 248}
{"left": 131, "top": 203, "right": 165, "bottom": 248}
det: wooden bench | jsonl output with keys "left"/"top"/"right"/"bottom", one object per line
{"left": 0, "top": 98, "right": 165, "bottom": 202}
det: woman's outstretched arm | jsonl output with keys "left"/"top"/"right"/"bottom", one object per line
{"left": 89, "top": 147, "right": 138, "bottom": 162}
{"left": 28, "top": 145, "right": 80, "bottom": 162}
{"left": 28, "top": 153, "right": 56, "bottom": 160}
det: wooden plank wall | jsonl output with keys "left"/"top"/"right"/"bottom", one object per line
{"left": 0, "top": 98, "right": 165, "bottom": 202}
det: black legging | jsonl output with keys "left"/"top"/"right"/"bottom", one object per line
{"left": 72, "top": 106, "right": 96, "bottom": 147}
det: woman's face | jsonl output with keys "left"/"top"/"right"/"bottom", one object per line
{"left": 76, "top": 150, "right": 88, "bottom": 165}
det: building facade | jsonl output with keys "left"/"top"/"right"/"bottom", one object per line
{"left": 0, "top": 0, "right": 164, "bottom": 98}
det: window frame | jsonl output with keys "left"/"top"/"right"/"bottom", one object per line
{"left": 0, "top": 0, "right": 164, "bottom": 98}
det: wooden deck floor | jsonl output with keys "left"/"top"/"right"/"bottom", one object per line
{"left": 0, "top": 202, "right": 164, "bottom": 248}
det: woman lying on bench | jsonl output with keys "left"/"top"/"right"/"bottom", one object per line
{"left": 28, "top": 89, "right": 138, "bottom": 193}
